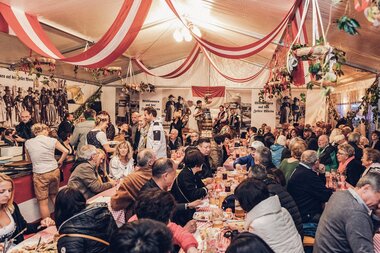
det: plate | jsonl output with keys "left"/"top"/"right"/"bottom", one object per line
{"left": 193, "top": 211, "right": 212, "bottom": 221}
{"left": 197, "top": 199, "right": 210, "bottom": 209}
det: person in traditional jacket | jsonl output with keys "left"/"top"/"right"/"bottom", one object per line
{"left": 165, "top": 95, "right": 176, "bottom": 122}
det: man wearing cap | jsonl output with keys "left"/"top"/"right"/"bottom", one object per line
{"left": 233, "top": 141, "right": 265, "bottom": 170}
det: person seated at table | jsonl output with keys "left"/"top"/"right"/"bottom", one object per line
{"left": 184, "top": 130, "right": 199, "bottom": 147}
{"left": 0, "top": 174, "right": 55, "bottom": 249}
{"left": 25, "top": 123, "right": 68, "bottom": 219}
{"left": 361, "top": 148, "right": 380, "bottom": 177}
{"left": 168, "top": 129, "right": 182, "bottom": 152}
{"left": 235, "top": 178, "right": 304, "bottom": 253}
{"left": 196, "top": 138, "right": 214, "bottom": 179}
{"left": 87, "top": 113, "right": 115, "bottom": 154}
{"left": 210, "top": 134, "right": 224, "bottom": 168}
{"left": 250, "top": 165, "right": 303, "bottom": 239}
{"left": 337, "top": 143, "right": 365, "bottom": 187}
{"left": 253, "top": 146, "right": 276, "bottom": 172}
{"left": 314, "top": 172, "right": 380, "bottom": 253}
{"left": 110, "top": 219, "right": 173, "bottom": 253}
{"left": 226, "top": 232, "right": 274, "bottom": 253}
{"left": 114, "top": 122, "right": 132, "bottom": 143}
{"left": 55, "top": 187, "right": 117, "bottom": 253}
{"left": 55, "top": 131, "right": 75, "bottom": 156}
{"left": 109, "top": 141, "right": 134, "bottom": 180}
{"left": 140, "top": 158, "right": 201, "bottom": 217}
{"left": 317, "top": 134, "right": 338, "bottom": 173}
{"left": 221, "top": 133, "right": 232, "bottom": 163}
{"left": 131, "top": 189, "right": 198, "bottom": 253}
{"left": 233, "top": 141, "right": 264, "bottom": 170}
{"left": 68, "top": 145, "right": 116, "bottom": 200}
{"left": 111, "top": 149, "right": 156, "bottom": 219}
{"left": 287, "top": 150, "right": 333, "bottom": 237}
{"left": 348, "top": 132, "right": 363, "bottom": 160}
{"left": 270, "top": 135, "right": 286, "bottom": 168}
{"left": 171, "top": 149, "right": 213, "bottom": 226}
{"left": 279, "top": 140, "right": 307, "bottom": 183}
{"left": 2, "top": 128, "right": 18, "bottom": 146}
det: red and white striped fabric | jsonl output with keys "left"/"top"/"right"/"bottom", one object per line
{"left": 200, "top": 46, "right": 267, "bottom": 83}
{"left": 0, "top": 0, "right": 152, "bottom": 68}
{"left": 291, "top": 0, "right": 310, "bottom": 86}
{"left": 165, "top": 0, "right": 296, "bottom": 59}
{"left": 133, "top": 44, "right": 201, "bottom": 78}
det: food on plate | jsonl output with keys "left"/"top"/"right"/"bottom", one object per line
{"left": 10, "top": 239, "right": 57, "bottom": 253}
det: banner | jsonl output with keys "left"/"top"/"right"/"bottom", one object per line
{"left": 139, "top": 89, "right": 162, "bottom": 118}
{"left": 305, "top": 89, "right": 326, "bottom": 125}
{"left": 251, "top": 91, "right": 276, "bottom": 129}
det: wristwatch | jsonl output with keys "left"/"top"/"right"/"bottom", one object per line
{"left": 185, "top": 203, "right": 189, "bottom": 209}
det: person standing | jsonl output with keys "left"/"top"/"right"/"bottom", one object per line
{"left": 57, "top": 113, "right": 74, "bottom": 141}
{"left": 70, "top": 109, "right": 96, "bottom": 152}
{"left": 165, "top": 95, "right": 176, "bottom": 122}
{"left": 15, "top": 111, "right": 34, "bottom": 142}
{"left": 144, "top": 107, "right": 167, "bottom": 159}
{"left": 130, "top": 112, "right": 140, "bottom": 147}
{"left": 25, "top": 123, "right": 68, "bottom": 218}
{"left": 313, "top": 172, "right": 380, "bottom": 253}
{"left": 87, "top": 114, "right": 115, "bottom": 154}
{"left": 193, "top": 100, "right": 204, "bottom": 133}
{"left": 229, "top": 107, "right": 240, "bottom": 137}
{"left": 213, "top": 105, "right": 228, "bottom": 133}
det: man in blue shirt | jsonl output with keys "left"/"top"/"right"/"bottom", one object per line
{"left": 233, "top": 141, "right": 264, "bottom": 170}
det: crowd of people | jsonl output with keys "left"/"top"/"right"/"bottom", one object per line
{"left": 1, "top": 104, "right": 380, "bottom": 253}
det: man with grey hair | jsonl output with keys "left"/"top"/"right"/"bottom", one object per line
{"left": 168, "top": 128, "right": 182, "bottom": 151}
{"left": 317, "top": 134, "right": 338, "bottom": 172}
{"left": 111, "top": 148, "right": 156, "bottom": 219}
{"left": 314, "top": 172, "right": 380, "bottom": 253}
{"left": 67, "top": 144, "right": 116, "bottom": 199}
{"left": 287, "top": 150, "right": 333, "bottom": 236}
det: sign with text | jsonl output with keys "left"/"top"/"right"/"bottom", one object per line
{"left": 251, "top": 92, "right": 276, "bottom": 129}
{"left": 139, "top": 89, "right": 162, "bottom": 118}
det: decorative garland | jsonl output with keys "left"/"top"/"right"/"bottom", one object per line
{"left": 122, "top": 81, "right": 155, "bottom": 94}
{"left": 259, "top": 67, "right": 292, "bottom": 100}
{"left": 10, "top": 57, "right": 56, "bottom": 78}
{"left": 354, "top": 75, "right": 380, "bottom": 123}
{"left": 72, "top": 86, "right": 102, "bottom": 120}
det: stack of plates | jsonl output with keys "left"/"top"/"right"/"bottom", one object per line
{"left": 0, "top": 156, "right": 12, "bottom": 164}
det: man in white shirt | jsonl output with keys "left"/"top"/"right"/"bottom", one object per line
{"left": 144, "top": 107, "right": 167, "bottom": 158}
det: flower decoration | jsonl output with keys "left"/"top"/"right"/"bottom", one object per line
{"left": 122, "top": 81, "right": 155, "bottom": 94}
{"left": 10, "top": 56, "right": 56, "bottom": 78}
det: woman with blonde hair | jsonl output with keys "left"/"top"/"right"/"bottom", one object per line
{"left": 279, "top": 140, "right": 307, "bottom": 183}
{"left": 0, "top": 174, "right": 54, "bottom": 248}
{"left": 109, "top": 141, "right": 134, "bottom": 180}
{"left": 87, "top": 114, "right": 115, "bottom": 154}
{"left": 25, "top": 123, "right": 68, "bottom": 219}
{"left": 337, "top": 143, "right": 365, "bottom": 186}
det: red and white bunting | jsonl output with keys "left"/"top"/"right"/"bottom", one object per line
{"left": 291, "top": 0, "right": 310, "bottom": 86}
{"left": 0, "top": 0, "right": 152, "bottom": 68}
{"left": 200, "top": 46, "right": 267, "bottom": 83}
{"left": 165, "top": 0, "right": 296, "bottom": 59}
{"left": 133, "top": 44, "right": 201, "bottom": 78}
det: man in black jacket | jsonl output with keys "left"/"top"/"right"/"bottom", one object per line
{"left": 58, "top": 112, "right": 74, "bottom": 140}
{"left": 15, "top": 111, "right": 34, "bottom": 142}
{"left": 287, "top": 150, "right": 333, "bottom": 236}
{"left": 196, "top": 138, "right": 214, "bottom": 179}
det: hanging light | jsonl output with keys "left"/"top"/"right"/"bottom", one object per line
{"left": 192, "top": 26, "right": 202, "bottom": 37}
{"left": 184, "top": 32, "right": 192, "bottom": 42}
{"left": 173, "top": 29, "right": 183, "bottom": 42}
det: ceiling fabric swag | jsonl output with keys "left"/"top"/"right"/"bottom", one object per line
{"left": 200, "top": 46, "right": 267, "bottom": 83}
{"left": 133, "top": 44, "right": 201, "bottom": 78}
{"left": 0, "top": 0, "right": 152, "bottom": 68}
{"left": 165, "top": 0, "right": 296, "bottom": 59}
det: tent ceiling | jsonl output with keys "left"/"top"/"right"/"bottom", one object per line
{"left": 0, "top": 0, "right": 377, "bottom": 86}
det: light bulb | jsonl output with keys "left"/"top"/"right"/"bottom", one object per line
{"left": 184, "top": 32, "right": 192, "bottom": 42}
{"left": 173, "top": 30, "right": 183, "bottom": 42}
{"left": 192, "top": 26, "right": 202, "bottom": 37}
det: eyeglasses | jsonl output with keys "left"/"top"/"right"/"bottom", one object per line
{"left": 337, "top": 152, "right": 347, "bottom": 156}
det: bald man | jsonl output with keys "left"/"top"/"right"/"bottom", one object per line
{"left": 317, "top": 135, "right": 338, "bottom": 172}
{"left": 15, "top": 111, "right": 34, "bottom": 142}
